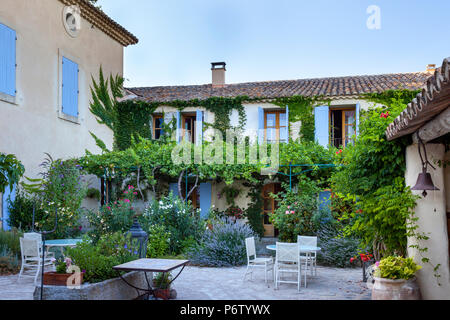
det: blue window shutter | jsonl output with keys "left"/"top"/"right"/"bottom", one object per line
{"left": 284, "top": 105, "right": 289, "bottom": 143}
{"left": 314, "top": 106, "right": 329, "bottom": 148}
{"left": 2, "top": 185, "right": 15, "bottom": 231}
{"left": 356, "top": 102, "right": 360, "bottom": 137}
{"left": 176, "top": 111, "right": 181, "bottom": 143}
{"left": 62, "top": 57, "right": 79, "bottom": 117}
{"left": 199, "top": 183, "right": 212, "bottom": 219}
{"left": 196, "top": 110, "right": 203, "bottom": 146}
{"left": 169, "top": 183, "right": 179, "bottom": 198}
{"left": 0, "top": 23, "right": 16, "bottom": 96}
{"left": 258, "top": 107, "right": 264, "bottom": 144}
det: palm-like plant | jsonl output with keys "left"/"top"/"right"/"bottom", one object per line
{"left": 89, "top": 66, "right": 125, "bottom": 150}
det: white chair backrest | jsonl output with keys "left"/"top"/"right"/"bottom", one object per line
{"left": 24, "top": 233, "right": 42, "bottom": 242}
{"left": 20, "top": 237, "right": 40, "bottom": 258}
{"left": 276, "top": 242, "right": 299, "bottom": 263}
{"left": 298, "top": 236, "right": 317, "bottom": 247}
{"left": 245, "top": 237, "right": 256, "bottom": 260}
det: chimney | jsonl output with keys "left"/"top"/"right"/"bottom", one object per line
{"left": 426, "top": 64, "right": 436, "bottom": 72}
{"left": 211, "top": 62, "right": 226, "bottom": 88}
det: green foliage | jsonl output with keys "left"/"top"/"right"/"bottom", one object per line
{"left": 86, "top": 188, "right": 101, "bottom": 200}
{"left": 85, "top": 185, "right": 138, "bottom": 242}
{"left": 28, "top": 156, "right": 88, "bottom": 239}
{"left": 244, "top": 185, "right": 265, "bottom": 238}
{"left": 373, "top": 256, "right": 422, "bottom": 280}
{"left": 273, "top": 95, "right": 324, "bottom": 142}
{"left": 142, "top": 193, "right": 204, "bottom": 255}
{"left": 0, "top": 247, "right": 20, "bottom": 275}
{"left": 331, "top": 90, "right": 420, "bottom": 258}
{"left": 66, "top": 233, "right": 136, "bottom": 283}
{"left": 7, "top": 190, "right": 45, "bottom": 231}
{"left": 187, "top": 217, "right": 257, "bottom": 267}
{"left": 270, "top": 180, "right": 321, "bottom": 242}
{"left": 153, "top": 272, "right": 172, "bottom": 289}
{"left": 316, "top": 224, "right": 361, "bottom": 268}
{"left": 146, "top": 225, "right": 171, "bottom": 258}
{"left": 0, "top": 153, "right": 24, "bottom": 194}
{"left": 0, "top": 229, "right": 22, "bottom": 257}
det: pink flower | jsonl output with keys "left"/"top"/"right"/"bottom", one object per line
{"left": 124, "top": 191, "right": 129, "bottom": 194}
{"left": 107, "top": 206, "right": 111, "bottom": 210}
{"left": 375, "top": 261, "right": 380, "bottom": 267}
{"left": 124, "top": 199, "right": 130, "bottom": 203}
{"left": 285, "top": 211, "right": 290, "bottom": 215}
{"left": 133, "top": 192, "right": 138, "bottom": 195}
{"left": 287, "top": 206, "right": 290, "bottom": 209}
{"left": 290, "top": 211, "right": 295, "bottom": 214}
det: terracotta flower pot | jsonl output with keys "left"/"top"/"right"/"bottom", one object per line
{"left": 43, "top": 271, "right": 84, "bottom": 286}
{"left": 372, "top": 277, "right": 407, "bottom": 300}
{"left": 153, "top": 288, "right": 171, "bottom": 300}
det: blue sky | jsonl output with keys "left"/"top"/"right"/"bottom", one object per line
{"left": 97, "top": 0, "right": 450, "bottom": 88}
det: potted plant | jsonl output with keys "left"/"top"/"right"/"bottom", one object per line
{"left": 371, "top": 256, "right": 421, "bottom": 300}
{"left": 43, "top": 257, "right": 84, "bottom": 286}
{"left": 153, "top": 272, "right": 172, "bottom": 300}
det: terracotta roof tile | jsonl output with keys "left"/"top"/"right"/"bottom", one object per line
{"left": 128, "top": 71, "right": 432, "bottom": 103}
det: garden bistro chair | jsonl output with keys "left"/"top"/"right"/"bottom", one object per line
{"left": 243, "top": 237, "right": 274, "bottom": 285}
{"left": 274, "top": 242, "right": 303, "bottom": 292}
{"left": 298, "top": 235, "right": 318, "bottom": 277}
{"left": 18, "top": 238, "right": 55, "bottom": 285}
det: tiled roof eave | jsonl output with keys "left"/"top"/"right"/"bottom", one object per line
{"left": 385, "top": 57, "right": 450, "bottom": 141}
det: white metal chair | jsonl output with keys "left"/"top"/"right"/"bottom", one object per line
{"left": 24, "top": 232, "right": 54, "bottom": 259}
{"left": 18, "top": 238, "right": 55, "bottom": 285}
{"left": 243, "top": 237, "right": 274, "bottom": 284}
{"left": 274, "top": 242, "right": 304, "bottom": 292}
{"left": 298, "top": 235, "right": 318, "bottom": 277}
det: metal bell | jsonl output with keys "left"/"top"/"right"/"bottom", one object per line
{"left": 411, "top": 168, "right": 439, "bottom": 197}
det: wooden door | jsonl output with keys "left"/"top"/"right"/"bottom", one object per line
{"left": 262, "top": 183, "right": 282, "bottom": 237}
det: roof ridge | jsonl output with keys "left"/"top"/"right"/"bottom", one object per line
{"left": 127, "top": 70, "right": 431, "bottom": 90}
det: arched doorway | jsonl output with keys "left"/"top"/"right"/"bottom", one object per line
{"left": 262, "top": 183, "right": 282, "bottom": 237}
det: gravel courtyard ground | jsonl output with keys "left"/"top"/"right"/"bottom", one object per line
{"left": 0, "top": 265, "right": 371, "bottom": 300}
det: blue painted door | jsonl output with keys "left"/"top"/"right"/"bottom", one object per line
{"left": 314, "top": 106, "right": 329, "bottom": 148}
{"left": 318, "top": 190, "right": 331, "bottom": 212}
{"left": 169, "top": 183, "right": 179, "bottom": 198}
{"left": 199, "top": 183, "right": 212, "bottom": 219}
{"left": 2, "top": 185, "right": 15, "bottom": 231}
{"left": 0, "top": 23, "right": 16, "bottom": 97}
{"left": 62, "top": 57, "right": 79, "bottom": 117}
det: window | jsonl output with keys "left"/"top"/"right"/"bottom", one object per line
{"left": 61, "top": 56, "right": 79, "bottom": 118}
{"left": 264, "top": 111, "right": 287, "bottom": 143}
{"left": 0, "top": 22, "right": 16, "bottom": 99}
{"left": 153, "top": 115, "right": 164, "bottom": 139}
{"left": 330, "top": 108, "right": 356, "bottom": 148}
{"left": 182, "top": 114, "right": 196, "bottom": 144}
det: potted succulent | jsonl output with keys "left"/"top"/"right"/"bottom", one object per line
{"left": 153, "top": 272, "right": 172, "bottom": 300}
{"left": 43, "top": 257, "right": 84, "bottom": 286}
{"left": 371, "top": 256, "right": 421, "bottom": 300}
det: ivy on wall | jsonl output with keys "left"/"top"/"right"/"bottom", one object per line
{"left": 273, "top": 95, "right": 325, "bottom": 142}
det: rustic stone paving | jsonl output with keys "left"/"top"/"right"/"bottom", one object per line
{"left": 0, "top": 265, "right": 371, "bottom": 300}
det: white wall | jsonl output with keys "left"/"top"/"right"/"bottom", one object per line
{"left": 405, "top": 143, "right": 450, "bottom": 299}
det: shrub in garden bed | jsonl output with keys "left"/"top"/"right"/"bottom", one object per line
{"left": 142, "top": 193, "right": 204, "bottom": 255}
{"left": 187, "top": 217, "right": 256, "bottom": 267}
{"left": 0, "top": 247, "right": 20, "bottom": 275}
{"left": 316, "top": 224, "right": 361, "bottom": 268}
{"left": 0, "top": 229, "right": 22, "bottom": 257}
{"left": 65, "top": 233, "right": 137, "bottom": 283}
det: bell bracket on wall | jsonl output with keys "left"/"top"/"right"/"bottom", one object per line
{"left": 411, "top": 133, "right": 440, "bottom": 197}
